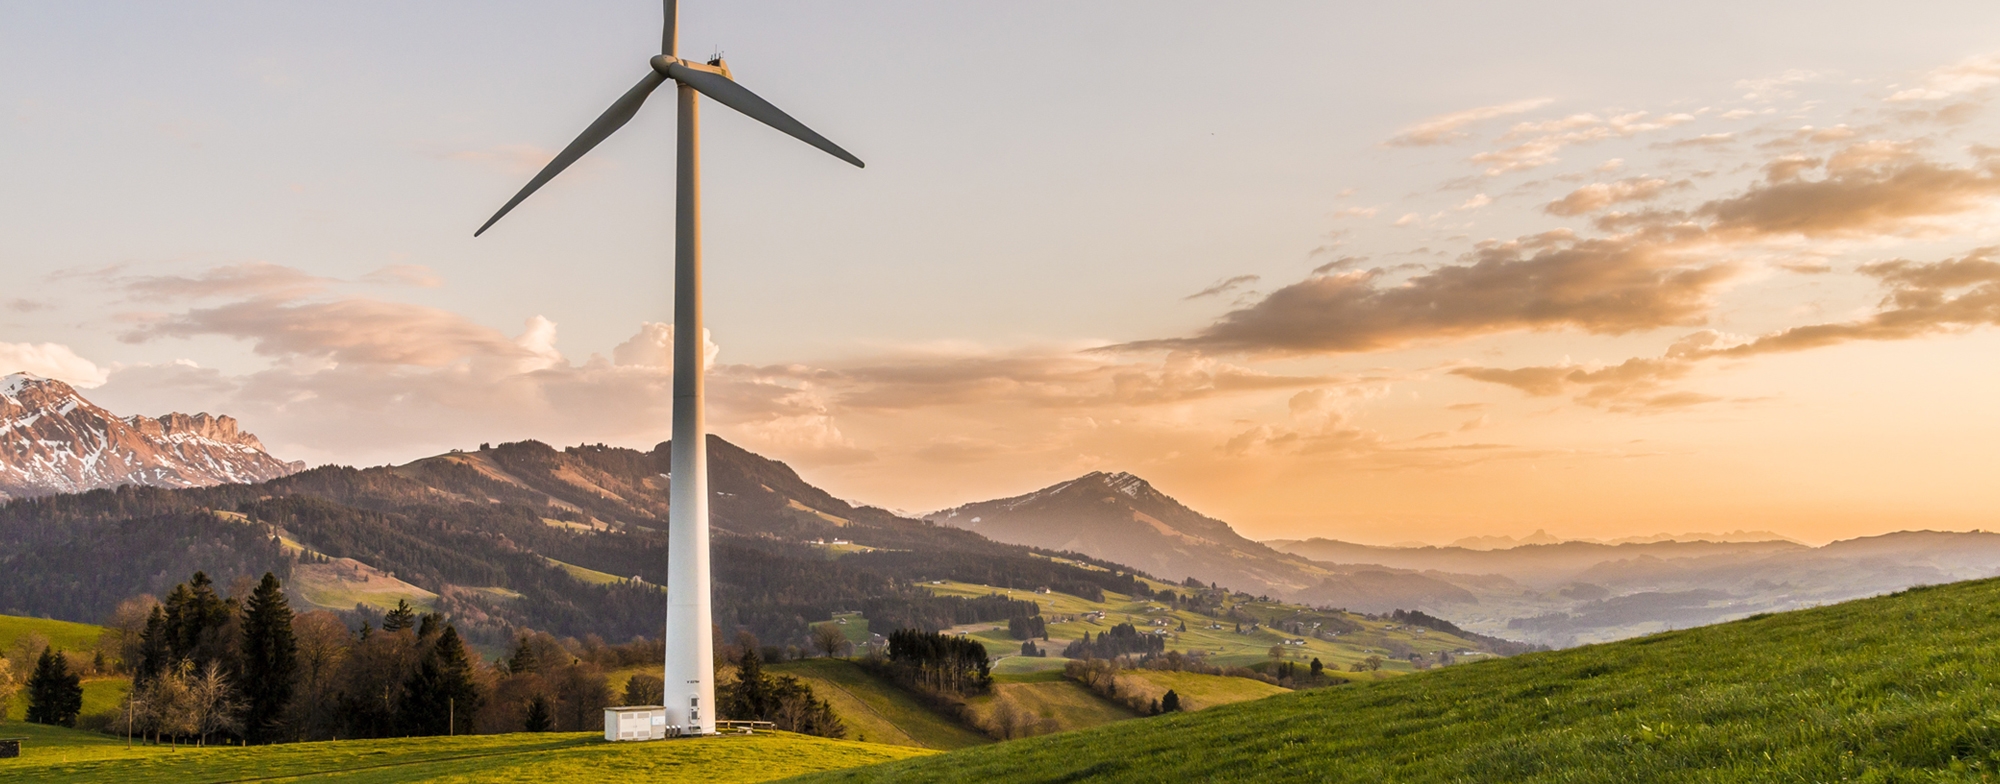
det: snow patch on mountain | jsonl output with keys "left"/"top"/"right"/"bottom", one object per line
{"left": 0, "top": 372, "right": 303, "bottom": 501}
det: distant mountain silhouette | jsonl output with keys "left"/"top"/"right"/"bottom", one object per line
{"left": 928, "top": 471, "right": 1474, "bottom": 612}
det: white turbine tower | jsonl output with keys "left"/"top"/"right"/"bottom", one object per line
{"left": 474, "top": 0, "right": 862, "bottom": 736}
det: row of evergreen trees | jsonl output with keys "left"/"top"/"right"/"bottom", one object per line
{"left": 882, "top": 629, "right": 993, "bottom": 696}
{"left": 1061, "top": 623, "right": 1167, "bottom": 659}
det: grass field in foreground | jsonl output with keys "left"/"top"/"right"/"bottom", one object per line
{"left": 771, "top": 659, "right": 989, "bottom": 750}
{"left": 0, "top": 725, "right": 931, "bottom": 784}
{"left": 790, "top": 577, "right": 2000, "bottom": 783}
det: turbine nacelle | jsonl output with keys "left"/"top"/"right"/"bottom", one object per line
{"left": 649, "top": 55, "right": 731, "bottom": 81}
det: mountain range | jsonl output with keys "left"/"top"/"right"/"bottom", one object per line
{"left": 5, "top": 376, "right": 1999, "bottom": 652}
{"left": 0, "top": 372, "right": 302, "bottom": 501}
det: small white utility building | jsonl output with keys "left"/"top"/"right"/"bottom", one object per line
{"left": 604, "top": 706, "right": 673, "bottom": 741}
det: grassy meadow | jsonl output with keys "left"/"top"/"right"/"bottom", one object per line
{"left": 0, "top": 722, "right": 931, "bottom": 783}
{"left": 770, "top": 659, "right": 990, "bottom": 750}
{"left": 788, "top": 577, "right": 2000, "bottom": 782}
{"left": 921, "top": 575, "right": 1470, "bottom": 673}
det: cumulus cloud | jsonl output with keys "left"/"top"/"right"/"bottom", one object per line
{"left": 0, "top": 342, "right": 108, "bottom": 388}
{"left": 1385, "top": 98, "right": 1554, "bottom": 147}
{"left": 1544, "top": 177, "right": 1689, "bottom": 216}
{"left": 611, "top": 322, "right": 721, "bottom": 369}
{"left": 1185, "top": 275, "right": 1261, "bottom": 301}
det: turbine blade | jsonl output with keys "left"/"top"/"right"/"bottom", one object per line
{"left": 662, "top": 0, "right": 677, "bottom": 56}
{"left": 475, "top": 70, "right": 669, "bottom": 237}
{"left": 666, "top": 63, "right": 865, "bottom": 168}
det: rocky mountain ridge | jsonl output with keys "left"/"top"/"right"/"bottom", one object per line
{"left": 0, "top": 372, "right": 303, "bottom": 500}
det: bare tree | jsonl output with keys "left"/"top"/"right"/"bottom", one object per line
{"left": 189, "top": 661, "right": 245, "bottom": 746}
{"left": 102, "top": 595, "right": 160, "bottom": 673}
{"left": 810, "top": 623, "right": 847, "bottom": 658}
{"left": 289, "top": 611, "right": 353, "bottom": 740}
{"left": 0, "top": 658, "right": 18, "bottom": 721}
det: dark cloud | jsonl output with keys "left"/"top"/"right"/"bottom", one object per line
{"left": 1699, "top": 156, "right": 2000, "bottom": 238}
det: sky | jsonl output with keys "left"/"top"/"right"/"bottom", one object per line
{"left": 5, "top": 1, "right": 2000, "bottom": 546}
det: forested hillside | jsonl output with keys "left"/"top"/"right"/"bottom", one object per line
{"left": 0, "top": 437, "right": 1161, "bottom": 648}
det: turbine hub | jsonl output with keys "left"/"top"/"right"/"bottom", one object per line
{"left": 649, "top": 54, "right": 680, "bottom": 75}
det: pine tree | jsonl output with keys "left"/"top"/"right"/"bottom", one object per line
{"left": 136, "top": 605, "right": 172, "bottom": 686}
{"left": 1161, "top": 689, "right": 1181, "bottom": 713}
{"left": 523, "top": 695, "right": 554, "bottom": 731}
{"left": 25, "top": 648, "right": 84, "bottom": 727}
{"left": 239, "top": 572, "right": 298, "bottom": 744}
{"left": 1310, "top": 657, "right": 1324, "bottom": 681}
{"left": 399, "top": 625, "right": 482, "bottom": 735}
{"left": 382, "top": 600, "right": 417, "bottom": 633}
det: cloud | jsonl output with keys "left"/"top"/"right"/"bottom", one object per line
{"left": 1456, "top": 194, "right": 1492, "bottom": 211}
{"left": 1185, "top": 275, "right": 1261, "bottom": 301}
{"left": 611, "top": 322, "right": 721, "bottom": 369}
{"left": 361, "top": 264, "right": 445, "bottom": 288}
{"left": 1544, "top": 177, "right": 1689, "bottom": 216}
{"left": 122, "top": 295, "right": 536, "bottom": 368}
{"left": 1469, "top": 111, "right": 1696, "bottom": 175}
{"left": 1224, "top": 387, "right": 1385, "bottom": 456}
{"left": 1713, "top": 247, "right": 2000, "bottom": 355}
{"left": 1455, "top": 246, "right": 2000, "bottom": 409}
{"left": 1130, "top": 228, "right": 1735, "bottom": 356}
{"left": 4, "top": 299, "right": 52, "bottom": 313}
{"left": 1385, "top": 98, "right": 1554, "bottom": 147}
{"left": 1697, "top": 151, "right": 2000, "bottom": 238}
{"left": 0, "top": 342, "right": 108, "bottom": 388}
{"left": 1888, "top": 53, "right": 2000, "bottom": 102}
{"left": 835, "top": 350, "right": 1345, "bottom": 410}
{"left": 1734, "top": 69, "right": 1820, "bottom": 101}
{"left": 123, "top": 261, "right": 332, "bottom": 301}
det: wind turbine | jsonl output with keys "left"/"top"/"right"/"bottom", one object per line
{"left": 474, "top": 0, "right": 863, "bottom": 736}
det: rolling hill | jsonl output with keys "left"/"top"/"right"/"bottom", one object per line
{"left": 789, "top": 576, "right": 2000, "bottom": 783}
{"left": 0, "top": 437, "right": 1168, "bottom": 651}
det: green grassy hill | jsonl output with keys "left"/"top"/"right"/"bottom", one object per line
{"left": 789, "top": 578, "right": 2000, "bottom": 783}
{"left": 0, "top": 615, "right": 104, "bottom": 654}
{"left": 0, "top": 616, "right": 126, "bottom": 723}
{"left": 922, "top": 575, "right": 1479, "bottom": 674}
{"left": 0, "top": 723, "right": 929, "bottom": 783}
{"left": 770, "top": 659, "right": 990, "bottom": 750}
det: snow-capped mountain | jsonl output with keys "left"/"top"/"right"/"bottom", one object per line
{"left": 0, "top": 372, "right": 303, "bottom": 501}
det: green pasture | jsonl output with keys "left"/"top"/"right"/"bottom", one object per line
{"left": 0, "top": 725, "right": 930, "bottom": 783}
{"left": 770, "top": 659, "right": 988, "bottom": 751}
{"left": 792, "top": 577, "right": 2000, "bottom": 783}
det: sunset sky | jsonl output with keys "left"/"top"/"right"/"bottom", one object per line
{"left": 5, "top": 1, "right": 2000, "bottom": 545}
